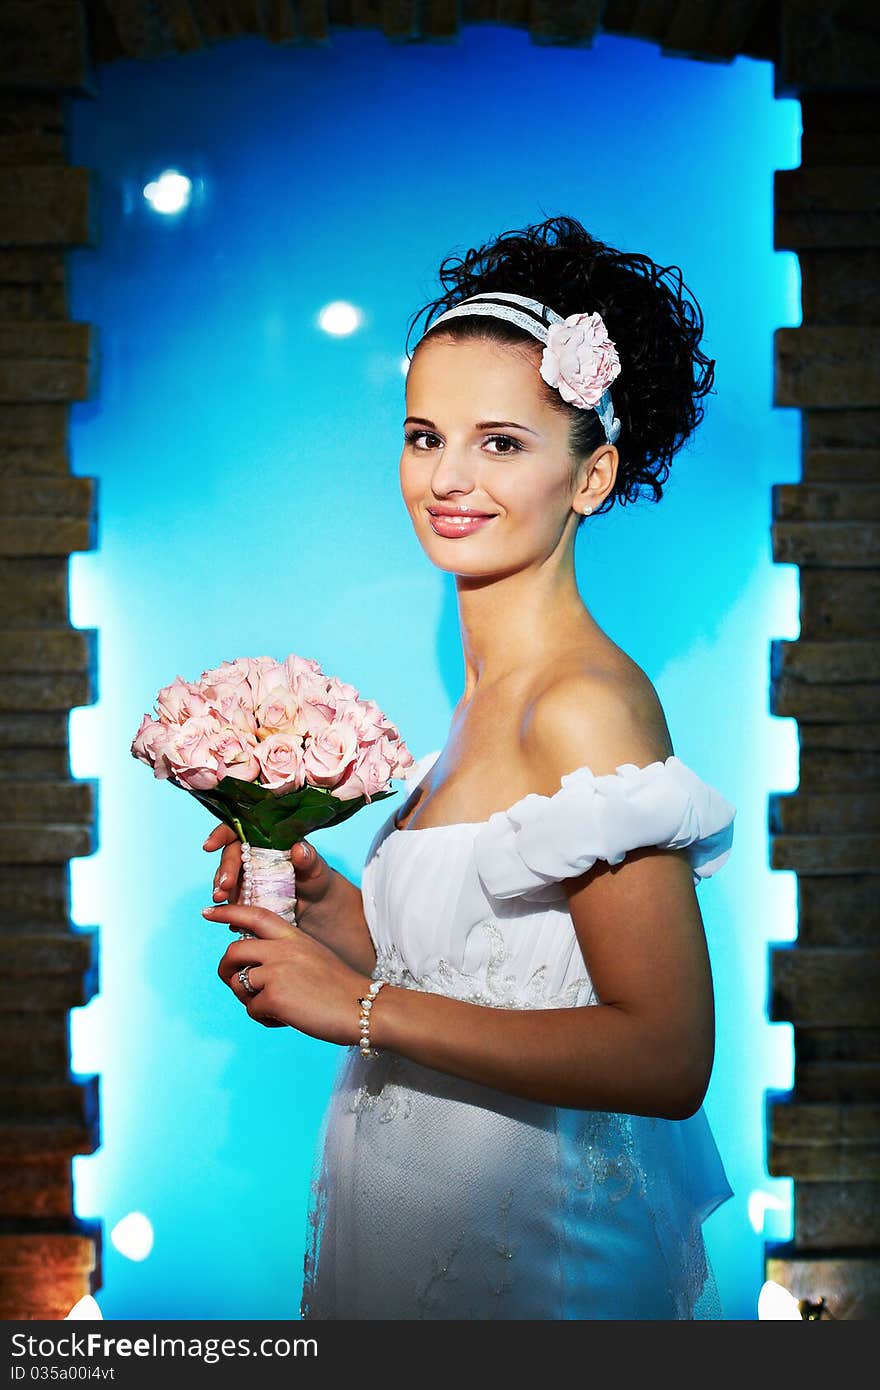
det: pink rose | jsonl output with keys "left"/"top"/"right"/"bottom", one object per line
{"left": 198, "top": 659, "right": 253, "bottom": 692}
{"left": 241, "top": 657, "right": 291, "bottom": 711}
{"left": 162, "top": 713, "right": 227, "bottom": 790}
{"left": 301, "top": 723, "right": 360, "bottom": 788}
{"left": 255, "top": 732, "right": 306, "bottom": 793}
{"left": 203, "top": 680, "right": 256, "bottom": 734}
{"left": 333, "top": 741, "right": 396, "bottom": 803}
{"left": 539, "top": 311, "right": 621, "bottom": 409}
{"left": 155, "top": 676, "right": 212, "bottom": 725}
{"left": 255, "top": 685, "right": 308, "bottom": 739}
{"left": 210, "top": 727, "right": 261, "bottom": 783}
{"left": 283, "top": 654, "right": 325, "bottom": 687}
{"left": 131, "top": 713, "right": 169, "bottom": 768}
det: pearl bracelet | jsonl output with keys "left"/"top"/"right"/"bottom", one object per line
{"left": 357, "top": 979, "right": 388, "bottom": 1059}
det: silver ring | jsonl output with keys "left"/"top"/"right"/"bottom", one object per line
{"left": 238, "top": 965, "right": 257, "bottom": 996}
{"left": 238, "top": 930, "right": 257, "bottom": 940}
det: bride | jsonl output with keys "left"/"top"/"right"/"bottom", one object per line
{"left": 201, "top": 215, "right": 737, "bottom": 1319}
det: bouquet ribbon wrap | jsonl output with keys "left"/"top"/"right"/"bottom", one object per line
{"left": 240, "top": 842, "right": 298, "bottom": 928}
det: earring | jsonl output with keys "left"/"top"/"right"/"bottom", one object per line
{"left": 581, "top": 506, "right": 593, "bottom": 515}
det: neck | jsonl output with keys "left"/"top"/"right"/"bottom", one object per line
{"left": 454, "top": 541, "right": 598, "bottom": 701}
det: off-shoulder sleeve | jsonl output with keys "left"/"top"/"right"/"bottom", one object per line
{"left": 473, "top": 755, "right": 736, "bottom": 903}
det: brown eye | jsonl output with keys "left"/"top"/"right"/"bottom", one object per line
{"left": 404, "top": 430, "right": 440, "bottom": 450}
{"left": 485, "top": 435, "right": 523, "bottom": 455}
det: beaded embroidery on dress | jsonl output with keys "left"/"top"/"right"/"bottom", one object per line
{"left": 300, "top": 750, "right": 736, "bottom": 1320}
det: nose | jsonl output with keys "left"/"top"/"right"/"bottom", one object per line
{"left": 426, "top": 441, "right": 479, "bottom": 497}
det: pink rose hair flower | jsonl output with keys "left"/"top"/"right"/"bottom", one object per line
{"left": 539, "top": 311, "right": 621, "bottom": 411}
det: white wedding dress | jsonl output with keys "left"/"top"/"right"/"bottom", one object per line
{"left": 300, "top": 749, "right": 737, "bottom": 1320}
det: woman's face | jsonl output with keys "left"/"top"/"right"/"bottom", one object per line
{"left": 400, "top": 335, "right": 608, "bottom": 577}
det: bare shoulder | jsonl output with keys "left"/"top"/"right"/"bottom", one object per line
{"left": 522, "top": 661, "right": 674, "bottom": 786}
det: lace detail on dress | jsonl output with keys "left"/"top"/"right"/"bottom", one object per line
{"left": 571, "top": 1110, "right": 651, "bottom": 1208}
{"left": 372, "top": 924, "right": 593, "bottom": 1010}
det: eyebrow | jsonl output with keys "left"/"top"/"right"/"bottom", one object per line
{"left": 403, "top": 416, "right": 539, "bottom": 437}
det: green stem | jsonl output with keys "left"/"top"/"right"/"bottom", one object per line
{"left": 231, "top": 816, "right": 248, "bottom": 844}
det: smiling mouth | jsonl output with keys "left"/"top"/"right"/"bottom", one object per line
{"left": 426, "top": 509, "right": 498, "bottom": 520}
{"left": 426, "top": 510, "right": 499, "bottom": 536}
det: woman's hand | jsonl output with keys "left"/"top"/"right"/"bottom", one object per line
{"left": 203, "top": 824, "right": 328, "bottom": 915}
{"left": 202, "top": 823, "right": 377, "bottom": 974}
{"left": 202, "top": 898, "right": 374, "bottom": 1044}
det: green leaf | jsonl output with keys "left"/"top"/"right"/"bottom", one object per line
{"left": 164, "top": 773, "right": 399, "bottom": 850}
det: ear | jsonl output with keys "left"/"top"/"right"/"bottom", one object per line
{"left": 573, "top": 444, "right": 618, "bottom": 514}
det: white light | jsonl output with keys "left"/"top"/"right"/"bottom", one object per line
{"left": 758, "top": 1280, "right": 802, "bottom": 1320}
{"left": 111, "top": 1210, "right": 154, "bottom": 1261}
{"left": 748, "top": 1188, "right": 786, "bottom": 1233}
{"left": 400, "top": 356, "right": 411, "bottom": 376}
{"left": 65, "top": 1294, "right": 103, "bottom": 1320}
{"left": 143, "top": 169, "right": 192, "bottom": 215}
{"left": 318, "top": 301, "right": 362, "bottom": 337}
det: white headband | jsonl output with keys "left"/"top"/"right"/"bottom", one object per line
{"left": 427, "top": 290, "right": 622, "bottom": 445}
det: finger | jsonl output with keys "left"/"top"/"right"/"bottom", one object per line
{"left": 213, "top": 841, "right": 242, "bottom": 900}
{"left": 203, "top": 822, "right": 238, "bottom": 852}
{"left": 202, "top": 900, "right": 294, "bottom": 941}
{"left": 289, "top": 840, "right": 328, "bottom": 893}
{"left": 227, "top": 961, "right": 267, "bottom": 1001}
{"left": 217, "top": 937, "right": 275, "bottom": 986}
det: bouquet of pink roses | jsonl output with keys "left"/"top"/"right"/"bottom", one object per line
{"left": 131, "top": 653, "right": 414, "bottom": 928}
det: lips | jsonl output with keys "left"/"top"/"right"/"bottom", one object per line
{"left": 427, "top": 510, "right": 498, "bottom": 538}
{"left": 427, "top": 508, "right": 496, "bottom": 518}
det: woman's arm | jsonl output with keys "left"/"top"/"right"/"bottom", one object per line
{"left": 368, "top": 843, "right": 714, "bottom": 1120}
{"left": 371, "top": 674, "right": 716, "bottom": 1120}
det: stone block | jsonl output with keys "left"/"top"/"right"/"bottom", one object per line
{"left": 770, "top": 945, "right": 880, "bottom": 1026}
{"left": 797, "top": 874, "right": 879, "bottom": 945}
{"left": 0, "top": 708, "right": 69, "bottom": 746}
{"left": 0, "top": 1010, "right": 69, "bottom": 1075}
{"left": 772, "top": 482, "right": 880, "bottom": 521}
{"left": 0, "top": 2, "right": 93, "bottom": 92}
{"left": 799, "top": 249, "right": 880, "bottom": 325}
{"left": 0, "top": 91, "right": 65, "bottom": 167}
{"left": 771, "top": 637, "right": 880, "bottom": 682}
{"left": 778, "top": 0, "right": 880, "bottom": 93}
{"left": 0, "top": 1157, "right": 72, "bottom": 1218}
{"left": 0, "top": 557, "right": 69, "bottom": 625}
{"left": 795, "top": 1059, "right": 880, "bottom": 1101}
{"left": 0, "top": 862, "right": 69, "bottom": 926}
{"left": 0, "top": 821, "right": 95, "bottom": 865}
{"left": 771, "top": 520, "right": 880, "bottom": 566}
{"left": 2, "top": 778, "right": 95, "bottom": 823}
{"left": 769, "top": 789, "right": 880, "bottom": 834}
{"left": 0, "top": 1224, "right": 102, "bottom": 1320}
{"left": 798, "top": 745, "right": 880, "bottom": 789}
{"left": 0, "top": 670, "right": 96, "bottom": 711}
{"left": 795, "top": 1181, "right": 880, "bottom": 1247}
{"left": 798, "top": 569, "right": 880, "bottom": 639}
{"left": 773, "top": 679, "right": 878, "bottom": 720}
{"left": 771, "top": 831, "right": 880, "bottom": 872}
{"left": 0, "top": 401, "right": 66, "bottom": 447}
{"left": 0, "top": 165, "right": 95, "bottom": 247}
{"left": 0, "top": 626, "right": 95, "bottom": 672}
{"left": 768, "top": 1094, "right": 880, "bottom": 1179}
{"left": 803, "top": 410, "right": 880, "bottom": 452}
{"left": 775, "top": 327, "right": 880, "bottom": 409}
{"left": 765, "top": 1248, "right": 880, "bottom": 1320}
{"left": 775, "top": 166, "right": 880, "bottom": 249}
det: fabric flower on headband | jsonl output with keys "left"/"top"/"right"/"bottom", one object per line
{"left": 539, "top": 311, "right": 621, "bottom": 411}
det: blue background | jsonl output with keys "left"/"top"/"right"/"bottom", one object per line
{"left": 66, "top": 24, "right": 802, "bottom": 1320}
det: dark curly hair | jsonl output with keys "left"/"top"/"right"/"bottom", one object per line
{"left": 404, "top": 215, "right": 716, "bottom": 518}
